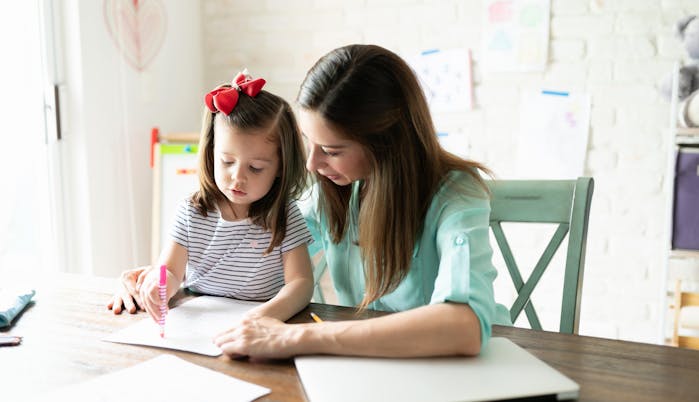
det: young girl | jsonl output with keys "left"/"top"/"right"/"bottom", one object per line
{"left": 108, "top": 70, "right": 314, "bottom": 325}
{"left": 212, "top": 45, "right": 512, "bottom": 359}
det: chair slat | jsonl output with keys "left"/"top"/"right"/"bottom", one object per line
{"left": 492, "top": 222, "right": 526, "bottom": 321}
{"left": 492, "top": 221, "right": 544, "bottom": 326}
{"left": 523, "top": 302, "right": 542, "bottom": 331}
{"left": 489, "top": 180, "right": 576, "bottom": 223}
{"left": 510, "top": 224, "right": 569, "bottom": 323}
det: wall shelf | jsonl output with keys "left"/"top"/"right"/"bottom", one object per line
{"left": 677, "top": 127, "right": 699, "bottom": 145}
{"left": 669, "top": 249, "right": 699, "bottom": 259}
{"left": 676, "top": 127, "right": 699, "bottom": 135}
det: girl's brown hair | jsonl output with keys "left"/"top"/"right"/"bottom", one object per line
{"left": 193, "top": 87, "right": 307, "bottom": 253}
{"left": 297, "top": 44, "right": 490, "bottom": 309}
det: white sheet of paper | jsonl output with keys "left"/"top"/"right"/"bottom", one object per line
{"left": 103, "top": 295, "right": 261, "bottom": 356}
{"left": 404, "top": 48, "right": 474, "bottom": 159}
{"left": 515, "top": 89, "right": 591, "bottom": 179}
{"left": 35, "top": 354, "right": 270, "bottom": 402}
{"left": 295, "top": 337, "right": 579, "bottom": 402}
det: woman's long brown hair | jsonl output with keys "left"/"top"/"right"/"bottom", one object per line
{"left": 298, "top": 44, "right": 490, "bottom": 309}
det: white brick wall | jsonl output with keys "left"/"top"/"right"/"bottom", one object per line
{"left": 202, "top": 0, "right": 699, "bottom": 344}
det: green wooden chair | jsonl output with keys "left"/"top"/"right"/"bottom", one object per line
{"left": 487, "top": 177, "right": 594, "bottom": 334}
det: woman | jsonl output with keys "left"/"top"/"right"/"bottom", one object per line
{"left": 212, "top": 44, "right": 511, "bottom": 358}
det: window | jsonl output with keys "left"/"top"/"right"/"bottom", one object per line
{"left": 0, "top": 1, "right": 58, "bottom": 280}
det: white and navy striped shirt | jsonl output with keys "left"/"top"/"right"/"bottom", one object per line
{"left": 170, "top": 199, "right": 313, "bottom": 300}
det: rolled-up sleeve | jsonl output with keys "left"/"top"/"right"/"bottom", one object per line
{"left": 430, "top": 205, "right": 500, "bottom": 347}
{"left": 298, "top": 185, "right": 324, "bottom": 257}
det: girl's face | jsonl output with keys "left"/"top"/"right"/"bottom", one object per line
{"left": 213, "top": 119, "right": 280, "bottom": 217}
{"left": 299, "top": 109, "right": 371, "bottom": 186}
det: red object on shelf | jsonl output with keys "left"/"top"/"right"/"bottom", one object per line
{"left": 150, "top": 127, "right": 159, "bottom": 168}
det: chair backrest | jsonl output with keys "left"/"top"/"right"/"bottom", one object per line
{"left": 672, "top": 280, "right": 699, "bottom": 350}
{"left": 487, "top": 177, "right": 594, "bottom": 334}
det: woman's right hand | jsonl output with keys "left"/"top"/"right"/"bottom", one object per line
{"left": 107, "top": 266, "right": 151, "bottom": 314}
{"left": 214, "top": 316, "right": 307, "bottom": 359}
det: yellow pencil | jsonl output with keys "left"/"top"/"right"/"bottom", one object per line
{"left": 310, "top": 312, "right": 324, "bottom": 323}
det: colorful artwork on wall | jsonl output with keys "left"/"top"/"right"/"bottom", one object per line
{"left": 104, "top": 0, "right": 167, "bottom": 72}
{"left": 405, "top": 48, "right": 475, "bottom": 159}
{"left": 482, "top": 0, "right": 550, "bottom": 72}
{"left": 406, "top": 48, "right": 474, "bottom": 113}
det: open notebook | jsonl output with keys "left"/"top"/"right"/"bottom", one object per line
{"left": 295, "top": 337, "right": 579, "bottom": 402}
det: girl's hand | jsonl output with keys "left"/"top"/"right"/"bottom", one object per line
{"left": 107, "top": 266, "right": 151, "bottom": 314}
{"left": 213, "top": 316, "right": 303, "bottom": 359}
{"left": 138, "top": 268, "right": 171, "bottom": 324}
{"left": 126, "top": 241, "right": 186, "bottom": 323}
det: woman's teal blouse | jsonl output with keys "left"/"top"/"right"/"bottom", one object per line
{"left": 300, "top": 170, "right": 511, "bottom": 346}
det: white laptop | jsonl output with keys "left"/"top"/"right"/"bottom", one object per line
{"left": 295, "top": 337, "right": 579, "bottom": 402}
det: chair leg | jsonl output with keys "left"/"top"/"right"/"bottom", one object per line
{"left": 312, "top": 285, "right": 326, "bottom": 304}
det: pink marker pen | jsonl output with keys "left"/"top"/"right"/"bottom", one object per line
{"left": 158, "top": 264, "right": 167, "bottom": 338}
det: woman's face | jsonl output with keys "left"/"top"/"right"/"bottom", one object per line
{"left": 299, "top": 109, "right": 371, "bottom": 186}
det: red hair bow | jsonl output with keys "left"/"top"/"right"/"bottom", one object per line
{"left": 205, "top": 69, "right": 266, "bottom": 115}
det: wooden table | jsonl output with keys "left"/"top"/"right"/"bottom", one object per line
{"left": 2, "top": 274, "right": 699, "bottom": 401}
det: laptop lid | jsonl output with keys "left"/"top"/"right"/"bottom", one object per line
{"left": 295, "top": 337, "right": 579, "bottom": 402}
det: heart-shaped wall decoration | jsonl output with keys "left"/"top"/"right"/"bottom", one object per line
{"left": 104, "top": 0, "right": 167, "bottom": 72}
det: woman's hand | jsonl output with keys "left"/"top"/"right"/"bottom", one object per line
{"left": 213, "top": 316, "right": 305, "bottom": 359}
{"left": 107, "top": 266, "right": 151, "bottom": 314}
{"left": 217, "top": 303, "right": 482, "bottom": 359}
